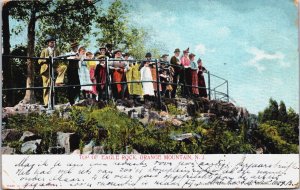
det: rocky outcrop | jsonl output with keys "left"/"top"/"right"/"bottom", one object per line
{"left": 19, "top": 131, "right": 40, "bottom": 142}
{"left": 20, "top": 139, "right": 42, "bottom": 154}
{"left": 48, "top": 146, "right": 65, "bottom": 154}
{"left": 1, "top": 146, "right": 15, "bottom": 154}
{"left": 2, "top": 129, "right": 22, "bottom": 142}
{"left": 2, "top": 96, "right": 252, "bottom": 154}
{"left": 2, "top": 101, "right": 46, "bottom": 119}
{"left": 57, "top": 132, "right": 80, "bottom": 154}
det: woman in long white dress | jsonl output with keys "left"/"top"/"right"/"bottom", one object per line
{"left": 140, "top": 61, "right": 155, "bottom": 99}
{"left": 77, "top": 47, "right": 93, "bottom": 97}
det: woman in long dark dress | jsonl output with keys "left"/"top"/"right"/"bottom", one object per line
{"left": 197, "top": 58, "right": 208, "bottom": 98}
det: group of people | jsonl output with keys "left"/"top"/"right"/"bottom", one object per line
{"left": 38, "top": 36, "right": 208, "bottom": 106}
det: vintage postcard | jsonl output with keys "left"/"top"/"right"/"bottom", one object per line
{"left": 1, "top": 0, "right": 299, "bottom": 189}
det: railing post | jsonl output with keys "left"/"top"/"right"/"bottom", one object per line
{"left": 183, "top": 66, "right": 186, "bottom": 97}
{"left": 48, "top": 56, "right": 55, "bottom": 110}
{"left": 208, "top": 71, "right": 211, "bottom": 100}
{"left": 155, "top": 59, "right": 162, "bottom": 109}
{"left": 105, "top": 57, "right": 110, "bottom": 101}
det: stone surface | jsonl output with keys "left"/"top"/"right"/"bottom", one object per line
{"left": 71, "top": 149, "right": 81, "bottom": 154}
{"left": 19, "top": 131, "right": 40, "bottom": 142}
{"left": 170, "top": 133, "right": 200, "bottom": 143}
{"left": 1, "top": 146, "right": 15, "bottom": 154}
{"left": 176, "top": 114, "right": 191, "bottom": 122}
{"left": 148, "top": 111, "right": 161, "bottom": 122}
{"left": 131, "top": 149, "right": 140, "bottom": 154}
{"left": 82, "top": 140, "right": 95, "bottom": 154}
{"left": 57, "top": 132, "right": 80, "bottom": 154}
{"left": 171, "top": 118, "right": 182, "bottom": 127}
{"left": 93, "top": 146, "right": 105, "bottom": 154}
{"left": 21, "top": 139, "right": 42, "bottom": 154}
{"left": 2, "top": 129, "right": 22, "bottom": 142}
{"left": 48, "top": 146, "right": 65, "bottom": 154}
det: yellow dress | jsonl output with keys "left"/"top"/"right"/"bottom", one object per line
{"left": 126, "top": 63, "right": 143, "bottom": 96}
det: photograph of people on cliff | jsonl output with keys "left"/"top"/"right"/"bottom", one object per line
{"left": 2, "top": 0, "right": 299, "bottom": 155}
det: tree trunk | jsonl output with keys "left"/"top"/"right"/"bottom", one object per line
{"left": 22, "top": 7, "right": 36, "bottom": 104}
{"left": 2, "top": 2, "right": 14, "bottom": 106}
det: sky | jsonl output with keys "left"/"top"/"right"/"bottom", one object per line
{"left": 9, "top": 0, "right": 298, "bottom": 114}
{"left": 123, "top": 0, "right": 299, "bottom": 114}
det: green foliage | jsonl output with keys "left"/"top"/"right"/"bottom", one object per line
{"left": 256, "top": 99, "right": 299, "bottom": 153}
{"left": 264, "top": 120, "right": 298, "bottom": 144}
{"left": 167, "top": 103, "right": 185, "bottom": 115}
{"left": 287, "top": 107, "right": 299, "bottom": 128}
{"left": 201, "top": 121, "right": 255, "bottom": 153}
{"left": 258, "top": 98, "right": 279, "bottom": 122}
{"left": 257, "top": 123, "right": 298, "bottom": 153}
{"left": 95, "top": 0, "right": 164, "bottom": 59}
{"left": 278, "top": 101, "right": 288, "bottom": 122}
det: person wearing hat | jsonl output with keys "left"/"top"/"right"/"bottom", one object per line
{"left": 99, "top": 46, "right": 107, "bottom": 56}
{"left": 140, "top": 60, "right": 155, "bottom": 102}
{"left": 197, "top": 58, "right": 208, "bottom": 98}
{"left": 181, "top": 47, "right": 190, "bottom": 67}
{"left": 170, "top": 48, "right": 181, "bottom": 98}
{"left": 86, "top": 51, "right": 97, "bottom": 97}
{"left": 77, "top": 46, "right": 93, "bottom": 99}
{"left": 179, "top": 47, "right": 191, "bottom": 97}
{"left": 94, "top": 55, "right": 107, "bottom": 100}
{"left": 138, "top": 52, "right": 152, "bottom": 71}
{"left": 65, "top": 41, "right": 81, "bottom": 105}
{"left": 126, "top": 53, "right": 143, "bottom": 99}
{"left": 105, "top": 43, "right": 113, "bottom": 58}
{"left": 109, "top": 49, "right": 129, "bottom": 99}
{"left": 159, "top": 54, "right": 171, "bottom": 97}
{"left": 38, "top": 36, "right": 67, "bottom": 106}
{"left": 189, "top": 53, "right": 199, "bottom": 96}
{"left": 146, "top": 52, "right": 161, "bottom": 98}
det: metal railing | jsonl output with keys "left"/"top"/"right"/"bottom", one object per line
{"left": 2, "top": 55, "right": 229, "bottom": 110}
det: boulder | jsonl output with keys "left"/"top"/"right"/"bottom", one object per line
{"left": 57, "top": 132, "right": 80, "bottom": 154}
{"left": 256, "top": 147, "right": 264, "bottom": 154}
{"left": 20, "top": 139, "right": 42, "bottom": 154}
{"left": 19, "top": 131, "right": 40, "bottom": 142}
{"left": 116, "top": 99, "right": 134, "bottom": 108}
{"left": 176, "top": 114, "right": 191, "bottom": 122}
{"left": 1, "top": 146, "right": 15, "bottom": 154}
{"left": 93, "top": 146, "right": 105, "bottom": 154}
{"left": 154, "top": 121, "right": 167, "bottom": 128}
{"left": 160, "top": 111, "right": 169, "bottom": 121}
{"left": 2, "top": 107, "right": 15, "bottom": 118}
{"left": 82, "top": 140, "right": 95, "bottom": 154}
{"left": 71, "top": 149, "right": 81, "bottom": 154}
{"left": 171, "top": 118, "right": 182, "bottom": 127}
{"left": 2, "top": 129, "right": 22, "bottom": 142}
{"left": 74, "top": 98, "right": 99, "bottom": 107}
{"left": 148, "top": 111, "right": 160, "bottom": 122}
{"left": 170, "top": 133, "right": 201, "bottom": 144}
{"left": 170, "top": 133, "right": 193, "bottom": 141}
{"left": 131, "top": 149, "right": 140, "bottom": 154}
{"left": 48, "top": 146, "right": 65, "bottom": 154}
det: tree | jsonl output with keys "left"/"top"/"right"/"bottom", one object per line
{"left": 7, "top": 0, "right": 100, "bottom": 104}
{"left": 95, "top": 0, "right": 164, "bottom": 59}
{"left": 258, "top": 98, "right": 279, "bottom": 122}
{"left": 287, "top": 107, "right": 299, "bottom": 128}
{"left": 96, "top": 0, "right": 127, "bottom": 47}
{"left": 278, "top": 101, "right": 288, "bottom": 122}
{"left": 2, "top": 1, "right": 16, "bottom": 106}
